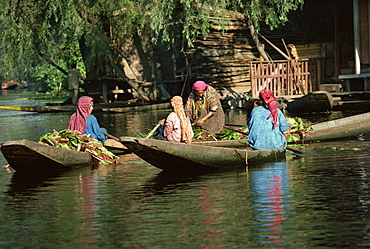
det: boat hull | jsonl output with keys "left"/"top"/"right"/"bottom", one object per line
{"left": 120, "top": 137, "right": 285, "bottom": 171}
{"left": 0, "top": 140, "right": 97, "bottom": 173}
{"left": 300, "top": 112, "right": 370, "bottom": 142}
{"left": 287, "top": 91, "right": 334, "bottom": 113}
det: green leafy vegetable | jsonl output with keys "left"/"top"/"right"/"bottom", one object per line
{"left": 286, "top": 117, "right": 313, "bottom": 143}
{"left": 192, "top": 126, "right": 249, "bottom": 141}
{"left": 39, "top": 129, "right": 117, "bottom": 164}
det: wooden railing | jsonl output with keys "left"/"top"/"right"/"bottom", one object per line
{"left": 250, "top": 59, "right": 320, "bottom": 98}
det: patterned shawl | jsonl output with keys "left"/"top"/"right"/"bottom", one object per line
{"left": 68, "top": 96, "right": 93, "bottom": 133}
{"left": 259, "top": 89, "right": 279, "bottom": 129}
{"left": 185, "top": 85, "right": 224, "bottom": 134}
{"left": 171, "top": 96, "right": 192, "bottom": 144}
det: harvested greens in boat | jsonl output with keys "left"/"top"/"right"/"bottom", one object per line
{"left": 286, "top": 117, "right": 313, "bottom": 143}
{"left": 39, "top": 129, "right": 117, "bottom": 164}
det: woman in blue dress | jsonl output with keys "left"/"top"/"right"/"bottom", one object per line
{"left": 68, "top": 96, "right": 107, "bottom": 143}
{"left": 247, "top": 89, "right": 290, "bottom": 150}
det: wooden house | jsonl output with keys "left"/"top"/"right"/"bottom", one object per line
{"left": 82, "top": 0, "right": 370, "bottom": 107}
{"left": 178, "top": 9, "right": 333, "bottom": 102}
{"left": 334, "top": 0, "right": 370, "bottom": 91}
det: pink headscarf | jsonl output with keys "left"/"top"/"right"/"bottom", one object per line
{"left": 68, "top": 96, "right": 93, "bottom": 133}
{"left": 259, "top": 89, "right": 279, "bottom": 129}
{"left": 192, "top": 81, "right": 209, "bottom": 91}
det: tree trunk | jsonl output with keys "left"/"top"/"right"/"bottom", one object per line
{"left": 113, "top": 45, "right": 171, "bottom": 99}
{"left": 38, "top": 51, "right": 68, "bottom": 75}
{"left": 109, "top": 55, "right": 151, "bottom": 101}
{"left": 247, "top": 18, "right": 270, "bottom": 61}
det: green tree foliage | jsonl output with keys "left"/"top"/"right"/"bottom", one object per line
{"left": 33, "top": 64, "right": 66, "bottom": 93}
{"left": 0, "top": 0, "right": 141, "bottom": 88}
{"left": 144, "top": 0, "right": 304, "bottom": 49}
{"left": 236, "top": 0, "right": 304, "bottom": 31}
{"left": 0, "top": 0, "right": 303, "bottom": 92}
{"left": 142, "top": 0, "right": 231, "bottom": 49}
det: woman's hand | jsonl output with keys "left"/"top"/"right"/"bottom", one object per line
{"left": 195, "top": 118, "right": 205, "bottom": 126}
{"left": 195, "top": 112, "right": 213, "bottom": 126}
{"left": 158, "top": 119, "right": 165, "bottom": 126}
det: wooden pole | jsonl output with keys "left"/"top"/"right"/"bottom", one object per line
{"left": 353, "top": 0, "right": 361, "bottom": 74}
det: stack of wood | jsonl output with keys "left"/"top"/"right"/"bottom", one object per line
{"left": 181, "top": 7, "right": 333, "bottom": 96}
{"left": 183, "top": 10, "right": 310, "bottom": 94}
{"left": 287, "top": 43, "right": 334, "bottom": 59}
{"left": 287, "top": 42, "right": 334, "bottom": 83}
{"left": 185, "top": 11, "right": 259, "bottom": 93}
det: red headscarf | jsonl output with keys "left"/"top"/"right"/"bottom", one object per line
{"left": 68, "top": 96, "right": 93, "bottom": 133}
{"left": 259, "top": 89, "right": 279, "bottom": 129}
{"left": 192, "top": 81, "right": 209, "bottom": 91}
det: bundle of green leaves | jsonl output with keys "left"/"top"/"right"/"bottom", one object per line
{"left": 286, "top": 117, "right": 313, "bottom": 143}
{"left": 154, "top": 118, "right": 311, "bottom": 143}
{"left": 39, "top": 129, "right": 117, "bottom": 164}
{"left": 192, "top": 126, "right": 249, "bottom": 141}
{"left": 216, "top": 126, "right": 249, "bottom": 140}
{"left": 192, "top": 126, "right": 218, "bottom": 141}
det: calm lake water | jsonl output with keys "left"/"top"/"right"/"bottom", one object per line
{"left": 1, "top": 89, "right": 370, "bottom": 248}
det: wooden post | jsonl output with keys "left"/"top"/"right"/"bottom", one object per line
{"left": 102, "top": 80, "right": 108, "bottom": 103}
{"left": 353, "top": 0, "right": 361, "bottom": 74}
{"left": 334, "top": 0, "right": 341, "bottom": 77}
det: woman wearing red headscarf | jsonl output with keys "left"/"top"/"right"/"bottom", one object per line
{"left": 185, "top": 81, "right": 225, "bottom": 134}
{"left": 68, "top": 96, "right": 107, "bottom": 143}
{"left": 247, "top": 89, "right": 290, "bottom": 150}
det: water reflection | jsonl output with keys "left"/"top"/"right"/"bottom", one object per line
{"left": 250, "top": 162, "right": 289, "bottom": 246}
{"left": 1, "top": 143, "right": 370, "bottom": 247}
{"left": 78, "top": 166, "right": 108, "bottom": 245}
{"left": 141, "top": 171, "right": 207, "bottom": 195}
{"left": 7, "top": 172, "right": 64, "bottom": 195}
{"left": 3, "top": 90, "right": 370, "bottom": 247}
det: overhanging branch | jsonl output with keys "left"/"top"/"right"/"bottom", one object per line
{"left": 38, "top": 51, "right": 68, "bottom": 75}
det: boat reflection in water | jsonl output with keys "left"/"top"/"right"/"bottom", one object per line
{"left": 251, "top": 162, "right": 289, "bottom": 246}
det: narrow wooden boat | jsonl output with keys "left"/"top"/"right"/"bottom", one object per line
{"left": 286, "top": 91, "right": 334, "bottom": 113}
{"left": 297, "top": 111, "right": 370, "bottom": 142}
{"left": 0, "top": 139, "right": 124, "bottom": 173}
{"left": 119, "top": 137, "right": 285, "bottom": 171}
{"left": 4, "top": 84, "right": 18, "bottom": 90}
{"left": 0, "top": 139, "right": 98, "bottom": 173}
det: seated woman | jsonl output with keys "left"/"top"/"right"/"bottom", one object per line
{"left": 247, "top": 89, "right": 290, "bottom": 150}
{"left": 185, "top": 81, "right": 225, "bottom": 135}
{"left": 158, "top": 96, "right": 193, "bottom": 144}
{"left": 68, "top": 96, "right": 107, "bottom": 143}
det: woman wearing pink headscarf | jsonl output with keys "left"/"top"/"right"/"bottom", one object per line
{"left": 247, "top": 89, "right": 290, "bottom": 150}
{"left": 185, "top": 81, "right": 225, "bottom": 134}
{"left": 68, "top": 96, "right": 107, "bottom": 143}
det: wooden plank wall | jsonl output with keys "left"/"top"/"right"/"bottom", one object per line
{"left": 186, "top": 12, "right": 259, "bottom": 93}
{"left": 182, "top": 10, "right": 333, "bottom": 96}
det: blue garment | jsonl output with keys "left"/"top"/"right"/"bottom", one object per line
{"left": 84, "top": 115, "right": 107, "bottom": 143}
{"left": 247, "top": 106, "right": 290, "bottom": 150}
{"left": 157, "top": 125, "right": 166, "bottom": 140}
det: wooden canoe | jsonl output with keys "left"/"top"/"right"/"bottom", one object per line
{"left": 286, "top": 91, "right": 334, "bottom": 113}
{"left": 0, "top": 139, "right": 124, "bottom": 173}
{"left": 119, "top": 137, "right": 285, "bottom": 171}
{"left": 0, "top": 140, "right": 98, "bottom": 173}
{"left": 297, "top": 111, "right": 370, "bottom": 142}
